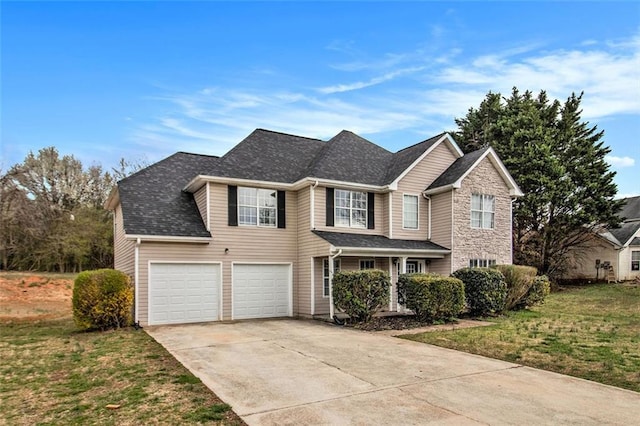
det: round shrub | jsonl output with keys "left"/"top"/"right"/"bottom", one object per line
{"left": 399, "top": 273, "right": 465, "bottom": 322}
{"left": 520, "top": 275, "right": 551, "bottom": 308}
{"left": 332, "top": 269, "right": 390, "bottom": 323}
{"left": 452, "top": 267, "right": 507, "bottom": 316}
{"left": 73, "top": 269, "right": 133, "bottom": 330}
{"left": 493, "top": 264, "right": 537, "bottom": 311}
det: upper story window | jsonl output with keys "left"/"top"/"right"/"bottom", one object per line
{"left": 471, "top": 193, "right": 495, "bottom": 229}
{"left": 238, "top": 187, "right": 277, "bottom": 227}
{"left": 632, "top": 251, "right": 640, "bottom": 271}
{"left": 403, "top": 194, "right": 419, "bottom": 229}
{"left": 335, "top": 189, "right": 367, "bottom": 228}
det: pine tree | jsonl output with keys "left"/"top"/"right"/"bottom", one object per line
{"left": 454, "top": 88, "right": 623, "bottom": 279}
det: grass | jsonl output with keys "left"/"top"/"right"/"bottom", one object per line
{"left": 402, "top": 284, "right": 640, "bottom": 392}
{"left": 0, "top": 318, "right": 245, "bottom": 425}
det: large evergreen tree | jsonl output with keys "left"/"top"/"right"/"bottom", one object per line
{"left": 454, "top": 88, "right": 623, "bottom": 279}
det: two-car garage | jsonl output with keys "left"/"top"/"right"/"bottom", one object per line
{"left": 148, "top": 262, "right": 291, "bottom": 325}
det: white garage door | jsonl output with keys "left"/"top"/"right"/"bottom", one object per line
{"left": 233, "top": 264, "right": 291, "bottom": 320}
{"left": 149, "top": 263, "right": 220, "bottom": 325}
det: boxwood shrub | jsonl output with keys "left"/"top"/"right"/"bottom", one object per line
{"left": 492, "top": 264, "right": 538, "bottom": 311}
{"left": 398, "top": 273, "right": 465, "bottom": 322}
{"left": 452, "top": 267, "right": 507, "bottom": 316}
{"left": 520, "top": 275, "right": 551, "bottom": 308}
{"left": 332, "top": 269, "right": 390, "bottom": 323}
{"left": 72, "top": 269, "right": 134, "bottom": 330}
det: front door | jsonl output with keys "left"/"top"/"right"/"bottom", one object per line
{"left": 406, "top": 259, "right": 427, "bottom": 274}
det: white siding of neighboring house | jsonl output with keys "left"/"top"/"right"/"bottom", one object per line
{"left": 113, "top": 204, "right": 135, "bottom": 277}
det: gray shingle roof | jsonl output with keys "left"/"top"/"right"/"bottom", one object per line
{"left": 304, "top": 130, "right": 393, "bottom": 185}
{"left": 118, "top": 152, "right": 218, "bottom": 237}
{"left": 630, "top": 237, "right": 640, "bottom": 246}
{"left": 617, "top": 196, "right": 640, "bottom": 221}
{"left": 426, "top": 146, "right": 490, "bottom": 191}
{"left": 609, "top": 221, "right": 640, "bottom": 246}
{"left": 116, "top": 128, "right": 464, "bottom": 237}
{"left": 312, "top": 230, "right": 450, "bottom": 251}
{"left": 210, "top": 129, "right": 325, "bottom": 183}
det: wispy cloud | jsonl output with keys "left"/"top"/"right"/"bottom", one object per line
{"left": 606, "top": 155, "right": 636, "bottom": 168}
{"left": 317, "top": 66, "right": 425, "bottom": 94}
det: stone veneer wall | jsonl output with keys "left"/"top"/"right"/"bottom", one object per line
{"left": 451, "top": 157, "right": 513, "bottom": 272}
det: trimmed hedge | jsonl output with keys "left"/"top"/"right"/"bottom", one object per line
{"left": 520, "top": 275, "right": 551, "bottom": 308}
{"left": 452, "top": 267, "right": 507, "bottom": 316}
{"left": 398, "top": 273, "right": 465, "bottom": 322}
{"left": 332, "top": 269, "right": 390, "bottom": 323}
{"left": 493, "top": 264, "right": 538, "bottom": 311}
{"left": 72, "top": 269, "right": 133, "bottom": 330}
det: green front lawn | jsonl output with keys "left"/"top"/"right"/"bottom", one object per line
{"left": 0, "top": 318, "right": 244, "bottom": 425}
{"left": 402, "top": 284, "right": 640, "bottom": 392}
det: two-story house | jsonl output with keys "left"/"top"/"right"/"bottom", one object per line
{"left": 106, "top": 129, "right": 522, "bottom": 326}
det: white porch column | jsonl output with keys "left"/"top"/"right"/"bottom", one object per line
{"left": 399, "top": 256, "right": 408, "bottom": 313}
{"left": 328, "top": 254, "right": 335, "bottom": 320}
{"left": 388, "top": 256, "right": 393, "bottom": 311}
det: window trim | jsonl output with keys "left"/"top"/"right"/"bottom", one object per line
{"left": 359, "top": 259, "right": 375, "bottom": 270}
{"left": 322, "top": 258, "right": 341, "bottom": 298}
{"left": 237, "top": 186, "right": 277, "bottom": 227}
{"left": 335, "top": 189, "right": 368, "bottom": 229}
{"left": 402, "top": 193, "right": 419, "bottom": 230}
{"left": 471, "top": 193, "right": 495, "bottom": 230}
{"left": 632, "top": 251, "right": 640, "bottom": 271}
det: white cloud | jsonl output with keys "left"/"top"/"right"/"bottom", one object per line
{"left": 605, "top": 155, "right": 635, "bottom": 168}
{"left": 317, "top": 66, "right": 425, "bottom": 94}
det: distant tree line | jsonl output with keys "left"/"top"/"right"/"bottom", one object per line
{"left": 0, "top": 148, "right": 145, "bottom": 272}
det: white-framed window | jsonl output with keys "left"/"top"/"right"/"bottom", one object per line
{"left": 360, "top": 259, "right": 375, "bottom": 270}
{"left": 322, "top": 258, "right": 341, "bottom": 297}
{"left": 632, "top": 251, "right": 640, "bottom": 271}
{"left": 469, "top": 258, "right": 497, "bottom": 268}
{"left": 335, "top": 189, "right": 367, "bottom": 228}
{"left": 403, "top": 194, "right": 419, "bottom": 229}
{"left": 471, "top": 193, "right": 495, "bottom": 229}
{"left": 238, "top": 187, "right": 277, "bottom": 227}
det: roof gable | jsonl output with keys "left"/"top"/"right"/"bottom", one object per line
{"left": 386, "top": 133, "right": 463, "bottom": 186}
{"left": 609, "top": 221, "right": 640, "bottom": 247}
{"left": 425, "top": 147, "right": 523, "bottom": 197}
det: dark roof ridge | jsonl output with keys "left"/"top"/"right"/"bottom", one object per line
{"left": 175, "top": 151, "right": 220, "bottom": 158}
{"left": 393, "top": 132, "right": 447, "bottom": 154}
{"left": 254, "top": 128, "right": 324, "bottom": 142}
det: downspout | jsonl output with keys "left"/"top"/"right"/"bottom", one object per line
{"left": 329, "top": 248, "right": 342, "bottom": 320}
{"left": 310, "top": 180, "right": 319, "bottom": 230}
{"left": 134, "top": 237, "right": 141, "bottom": 325}
{"left": 388, "top": 192, "right": 393, "bottom": 238}
{"left": 510, "top": 198, "right": 516, "bottom": 264}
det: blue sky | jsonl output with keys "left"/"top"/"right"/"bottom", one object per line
{"left": 2, "top": 1, "right": 639, "bottom": 197}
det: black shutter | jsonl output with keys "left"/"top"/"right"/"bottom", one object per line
{"left": 326, "top": 187, "right": 334, "bottom": 227}
{"left": 228, "top": 185, "right": 238, "bottom": 226}
{"left": 277, "top": 190, "right": 286, "bottom": 229}
{"left": 367, "top": 192, "right": 375, "bottom": 229}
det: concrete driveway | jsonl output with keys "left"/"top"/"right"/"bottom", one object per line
{"left": 147, "top": 319, "right": 640, "bottom": 425}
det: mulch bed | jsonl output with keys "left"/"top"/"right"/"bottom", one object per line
{"left": 351, "top": 315, "right": 450, "bottom": 331}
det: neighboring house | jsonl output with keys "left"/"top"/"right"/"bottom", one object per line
{"left": 106, "top": 129, "right": 523, "bottom": 326}
{"left": 565, "top": 196, "right": 640, "bottom": 282}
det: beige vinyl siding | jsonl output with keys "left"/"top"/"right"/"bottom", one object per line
{"left": 565, "top": 236, "right": 619, "bottom": 281}
{"left": 296, "top": 185, "right": 332, "bottom": 316}
{"left": 392, "top": 142, "right": 457, "bottom": 239}
{"left": 452, "top": 157, "right": 512, "bottom": 272}
{"left": 194, "top": 184, "right": 208, "bottom": 230}
{"left": 113, "top": 203, "right": 134, "bottom": 276}
{"left": 313, "top": 186, "right": 385, "bottom": 235}
{"left": 429, "top": 191, "right": 453, "bottom": 274}
{"left": 620, "top": 245, "right": 640, "bottom": 281}
{"left": 210, "top": 183, "right": 298, "bottom": 320}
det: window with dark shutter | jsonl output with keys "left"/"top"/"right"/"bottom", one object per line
{"left": 326, "top": 187, "right": 334, "bottom": 227}
{"left": 367, "top": 192, "right": 375, "bottom": 229}
{"left": 277, "top": 190, "right": 286, "bottom": 228}
{"left": 228, "top": 185, "right": 238, "bottom": 226}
